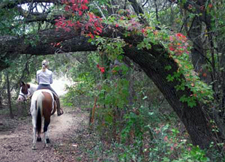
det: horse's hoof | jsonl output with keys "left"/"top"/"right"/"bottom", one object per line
{"left": 44, "top": 143, "right": 50, "bottom": 148}
{"left": 46, "top": 138, "right": 50, "bottom": 144}
{"left": 37, "top": 137, "right": 42, "bottom": 142}
{"left": 32, "top": 146, "right": 36, "bottom": 150}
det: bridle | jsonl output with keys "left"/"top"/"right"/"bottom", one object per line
{"left": 19, "top": 93, "right": 28, "bottom": 101}
{"left": 19, "top": 89, "right": 32, "bottom": 102}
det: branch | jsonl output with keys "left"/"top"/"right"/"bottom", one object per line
{"left": 0, "top": 0, "right": 61, "bottom": 9}
{"left": 128, "top": 0, "right": 148, "bottom": 25}
{"left": 92, "top": 1, "right": 106, "bottom": 20}
{"left": 177, "top": 0, "right": 211, "bottom": 26}
{"left": 142, "top": 0, "right": 149, "bottom": 7}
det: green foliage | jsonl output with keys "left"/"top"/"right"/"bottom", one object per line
{"left": 63, "top": 52, "right": 101, "bottom": 107}
{"left": 98, "top": 78, "right": 129, "bottom": 107}
{"left": 95, "top": 36, "right": 126, "bottom": 61}
{"left": 121, "top": 111, "right": 145, "bottom": 142}
{"left": 78, "top": 103, "right": 215, "bottom": 162}
{"left": 0, "top": 7, "right": 22, "bottom": 35}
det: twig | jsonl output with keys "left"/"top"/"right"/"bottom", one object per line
{"left": 93, "top": 1, "right": 106, "bottom": 20}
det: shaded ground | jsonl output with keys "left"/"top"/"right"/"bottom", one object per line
{"left": 0, "top": 107, "right": 88, "bottom": 162}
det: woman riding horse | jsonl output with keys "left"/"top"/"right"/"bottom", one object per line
{"left": 36, "top": 60, "right": 63, "bottom": 116}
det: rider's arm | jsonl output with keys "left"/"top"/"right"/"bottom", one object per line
{"left": 50, "top": 72, "right": 53, "bottom": 84}
{"left": 36, "top": 71, "right": 40, "bottom": 84}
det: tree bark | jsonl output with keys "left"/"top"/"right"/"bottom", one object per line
{"left": 6, "top": 72, "right": 13, "bottom": 119}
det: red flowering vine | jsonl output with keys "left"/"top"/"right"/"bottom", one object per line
{"left": 55, "top": 17, "right": 75, "bottom": 32}
{"left": 168, "top": 33, "right": 189, "bottom": 56}
{"left": 55, "top": 0, "right": 103, "bottom": 39}
{"left": 62, "top": 0, "right": 89, "bottom": 16}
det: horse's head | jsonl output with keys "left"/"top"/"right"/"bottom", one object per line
{"left": 17, "top": 81, "right": 31, "bottom": 102}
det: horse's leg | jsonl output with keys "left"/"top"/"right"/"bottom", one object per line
{"left": 32, "top": 115, "right": 37, "bottom": 150}
{"left": 37, "top": 133, "right": 42, "bottom": 142}
{"left": 44, "top": 117, "right": 50, "bottom": 147}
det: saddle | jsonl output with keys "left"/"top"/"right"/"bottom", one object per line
{"left": 38, "top": 88, "right": 63, "bottom": 116}
{"left": 37, "top": 88, "right": 58, "bottom": 114}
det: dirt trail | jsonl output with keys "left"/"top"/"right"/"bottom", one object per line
{"left": 0, "top": 77, "right": 88, "bottom": 162}
{"left": 0, "top": 108, "right": 88, "bottom": 162}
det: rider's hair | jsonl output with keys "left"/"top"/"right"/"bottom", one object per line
{"left": 42, "top": 60, "right": 49, "bottom": 72}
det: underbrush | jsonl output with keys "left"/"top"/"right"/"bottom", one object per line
{"left": 0, "top": 101, "right": 30, "bottom": 117}
{"left": 70, "top": 105, "right": 222, "bottom": 162}
{"left": 63, "top": 91, "right": 223, "bottom": 161}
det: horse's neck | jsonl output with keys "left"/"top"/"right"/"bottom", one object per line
{"left": 29, "top": 84, "right": 38, "bottom": 95}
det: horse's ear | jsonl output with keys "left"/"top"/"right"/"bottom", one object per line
{"left": 27, "top": 84, "right": 30, "bottom": 88}
{"left": 20, "top": 81, "right": 25, "bottom": 86}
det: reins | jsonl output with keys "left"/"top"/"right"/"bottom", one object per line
{"left": 19, "top": 93, "right": 27, "bottom": 101}
{"left": 19, "top": 93, "right": 32, "bottom": 102}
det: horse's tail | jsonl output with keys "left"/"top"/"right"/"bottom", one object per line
{"left": 36, "top": 94, "right": 43, "bottom": 134}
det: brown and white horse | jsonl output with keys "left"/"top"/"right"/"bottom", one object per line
{"left": 17, "top": 82, "right": 37, "bottom": 102}
{"left": 18, "top": 82, "right": 56, "bottom": 150}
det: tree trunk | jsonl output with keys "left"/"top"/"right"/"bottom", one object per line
{"left": 0, "top": 95, "right": 2, "bottom": 109}
{"left": 6, "top": 71, "right": 13, "bottom": 119}
{"left": 124, "top": 45, "right": 215, "bottom": 148}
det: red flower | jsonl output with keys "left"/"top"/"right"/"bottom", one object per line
{"left": 100, "top": 67, "right": 105, "bottom": 73}
{"left": 101, "top": 68, "right": 105, "bottom": 73}
{"left": 87, "top": 32, "right": 94, "bottom": 39}
{"left": 78, "top": 10, "right": 83, "bottom": 16}
{"left": 83, "top": 0, "right": 89, "bottom": 4}
{"left": 115, "top": 24, "right": 119, "bottom": 27}
{"left": 188, "top": 4, "right": 192, "bottom": 10}
{"left": 169, "top": 46, "right": 175, "bottom": 51}
{"left": 76, "top": 21, "right": 81, "bottom": 27}
{"left": 81, "top": 4, "right": 88, "bottom": 10}
{"left": 208, "top": 4, "right": 213, "bottom": 8}
{"left": 97, "top": 65, "right": 105, "bottom": 73}
{"left": 176, "top": 33, "right": 183, "bottom": 37}
{"left": 95, "top": 26, "right": 102, "bottom": 34}
{"left": 88, "top": 12, "right": 95, "bottom": 21}
{"left": 120, "top": 16, "right": 125, "bottom": 20}
{"left": 164, "top": 136, "right": 168, "bottom": 142}
{"left": 170, "top": 146, "right": 174, "bottom": 151}
{"left": 67, "top": 20, "right": 74, "bottom": 27}
{"left": 65, "top": 5, "right": 70, "bottom": 11}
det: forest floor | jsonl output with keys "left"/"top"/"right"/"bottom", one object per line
{"left": 0, "top": 107, "right": 89, "bottom": 162}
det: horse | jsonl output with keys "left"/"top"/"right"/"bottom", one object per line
{"left": 17, "top": 81, "right": 56, "bottom": 149}
{"left": 17, "top": 81, "right": 37, "bottom": 102}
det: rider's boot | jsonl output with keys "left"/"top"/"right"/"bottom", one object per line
{"left": 54, "top": 95, "right": 63, "bottom": 116}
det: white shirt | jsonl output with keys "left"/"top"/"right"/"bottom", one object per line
{"left": 36, "top": 69, "right": 53, "bottom": 85}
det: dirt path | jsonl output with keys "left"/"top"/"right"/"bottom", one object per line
{"left": 0, "top": 108, "right": 88, "bottom": 162}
